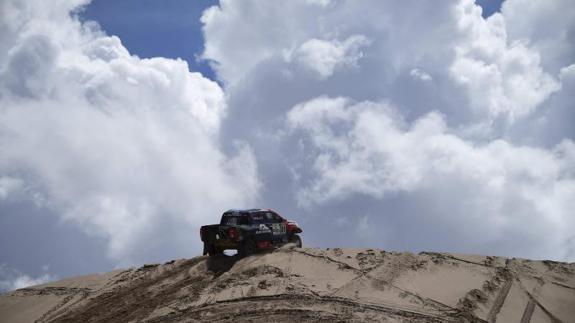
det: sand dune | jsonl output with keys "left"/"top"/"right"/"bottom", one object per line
{"left": 1, "top": 247, "right": 574, "bottom": 322}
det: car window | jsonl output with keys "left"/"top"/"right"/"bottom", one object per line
{"left": 265, "top": 212, "right": 282, "bottom": 223}
{"left": 271, "top": 212, "right": 284, "bottom": 222}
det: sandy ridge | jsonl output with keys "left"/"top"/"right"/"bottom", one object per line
{"left": 0, "top": 247, "right": 573, "bottom": 322}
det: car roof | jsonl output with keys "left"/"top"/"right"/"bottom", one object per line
{"left": 223, "top": 208, "right": 273, "bottom": 215}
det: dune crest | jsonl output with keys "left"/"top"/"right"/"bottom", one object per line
{"left": 1, "top": 248, "right": 574, "bottom": 322}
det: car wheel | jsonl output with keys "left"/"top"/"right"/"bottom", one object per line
{"left": 290, "top": 234, "right": 302, "bottom": 248}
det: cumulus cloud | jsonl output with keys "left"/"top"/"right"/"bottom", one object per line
{"left": 450, "top": 1, "right": 560, "bottom": 122}
{"left": 202, "top": 0, "right": 575, "bottom": 260}
{"left": 288, "top": 97, "right": 574, "bottom": 200}
{"left": 202, "top": 0, "right": 565, "bottom": 129}
{"left": 286, "top": 96, "right": 575, "bottom": 260}
{"left": 0, "top": 0, "right": 259, "bottom": 264}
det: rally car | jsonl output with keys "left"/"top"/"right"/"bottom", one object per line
{"left": 200, "top": 209, "right": 302, "bottom": 257}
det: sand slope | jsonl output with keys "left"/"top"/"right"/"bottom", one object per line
{"left": 1, "top": 248, "right": 574, "bottom": 322}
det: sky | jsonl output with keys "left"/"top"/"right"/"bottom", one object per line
{"left": 0, "top": 0, "right": 574, "bottom": 291}
{"left": 80, "top": 0, "right": 218, "bottom": 79}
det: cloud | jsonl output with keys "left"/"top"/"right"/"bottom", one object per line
{"left": 292, "top": 35, "right": 371, "bottom": 79}
{"left": 288, "top": 96, "right": 575, "bottom": 203}
{"left": 409, "top": 68, "right": 432, "bottom": 82}
{"left": 287, "top": 96, "right": 575, "bottom": 259}
{"left": 501, "top": 0, "right": 575, "bottom": 74}
{"left": 450, "top": 1, "right": 560, "bottom": 122}
{"left": 202, "top": 0, "right": 565, "bottom": 129}
{"left": 0, "top": 0, "right": 259, "bottom": 264}
{"left": 0, "top": 177, "right": 23, "bottom": 200}
{"left": 0, "top": 264, "right": 55, "bottom": 292}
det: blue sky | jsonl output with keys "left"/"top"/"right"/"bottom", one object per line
{"left": 476, "top": 0, "right": 504, "bottom": 17}
{"left": 82, "top": 0, "right": 218, "bottom": 79}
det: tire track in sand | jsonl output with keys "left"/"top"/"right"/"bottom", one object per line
{"left": 520, "top": 298, "right": 535, "bottom": 323}
{"left": 486, "top": 276, "right": 512, "bottom": 322}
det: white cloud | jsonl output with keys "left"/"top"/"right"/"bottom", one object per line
{"left": 9, "top": 274, "right": 53, "bottom": 290}
{"left": 0, "top": 264, "right": 55, "bottom": 292}
{"left": 501, "top": 0, "right": 575, "bottom": 73}
{"left": 203, "top": 0, "right": 566, "bottom": 126}
{"left": 0, "top": 0, "right": 260, "bottom": 263}
{"left": 450, "top": 0, "right": 560, "bottom": 122}
{"left": 204, "top": 1, "right": 436, "bottom": 83}
{"left": 293, "top": 35, "right": 370, "bottom": 79}
{"left": 288, "top": 97, "right": 575, "bottom": 203}
{"left": 409, "top": 68, "right": 432, "bottom": 82}
{"left": 560, "top": 63, "right": 575, "bottom": 81}
{"left": 288, "top": 96, "right": 575, "bottom": 259}
{"left": 0, "top": 177, "right": 23, "bottom": 200}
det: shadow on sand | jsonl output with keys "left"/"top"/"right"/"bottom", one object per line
{"left": 204, "top": 248, "right": 279, "bottom": 277}
{"left": 205, "top": 254, "right": 242, "bottom": 277}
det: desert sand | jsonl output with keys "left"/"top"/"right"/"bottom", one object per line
{"left": 1, "top": 247, "right": 574, "bottom": 322}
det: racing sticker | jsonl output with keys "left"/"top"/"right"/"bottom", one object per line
{"left": 271, "top": 223, "right": 286, "bottom": 235}
{"left": 256, "top": 224, "right": 271, "bottom": 234}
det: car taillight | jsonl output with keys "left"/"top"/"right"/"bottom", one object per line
{"left": 287, "top": 221, "right": 301, "bottom": 233}
{"left": 257, "top": 241, "right": 272, "bottom": 249}
{"left": 228, "top": 227, "right": 238, "bottom": 240}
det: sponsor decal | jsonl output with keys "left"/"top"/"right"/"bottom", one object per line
{"left": 256, "top": 224, "right": 271, "bottom": 234}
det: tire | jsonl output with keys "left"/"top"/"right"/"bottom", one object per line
{"left": 239, "top": 239, "right": 257, "bottom": 257}
{"left": 290, "top": 234, "right": 302, "bottom": 248}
